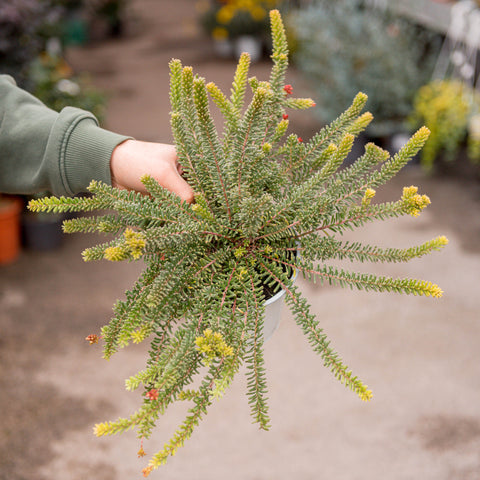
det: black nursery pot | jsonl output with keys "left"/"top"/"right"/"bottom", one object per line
{"left": 21, "top": 213, "right": 64, "bottom": 251}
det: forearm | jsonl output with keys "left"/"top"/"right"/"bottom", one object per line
{"left": 0, "top": 74, "right": 130, "bottom": 196}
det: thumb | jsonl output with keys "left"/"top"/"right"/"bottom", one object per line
{"left": 163, "top": 164, "right": 194, "bottom": 204}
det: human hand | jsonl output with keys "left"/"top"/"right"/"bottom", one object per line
{"left": 110, "top": 139, "right": 194, "bottom": 203}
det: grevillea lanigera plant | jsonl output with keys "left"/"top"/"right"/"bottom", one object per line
{"left": 29, "top": 10, "right": 447, "bottom": 476}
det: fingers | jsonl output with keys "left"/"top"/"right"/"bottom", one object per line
{"left": 110, "top": 140, "right": 194, "bottom": 203}
{"left": 164, "top": 162, "right": 194, "bottom": 204}
{"left": 157, "top": 146, "right": 193, "bottom": 203}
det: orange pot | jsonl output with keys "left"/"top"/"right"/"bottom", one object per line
{"left": 0, "top": 196, "right": 22, "bottom": 265}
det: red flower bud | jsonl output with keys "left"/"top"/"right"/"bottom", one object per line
{"left": 85, "top": 334, "right": 99, "bottom": 345}
{"left": 283, "top": 84, "right": 293, "bottom": 95}
{"left": 145, "top": 388, "right": 159, "bottom": 401}
{"left": 282, "top": 114, "right": 289, "bottom": 120}
{"left": 298, "top": 137, "right": 303, "bottom": 142}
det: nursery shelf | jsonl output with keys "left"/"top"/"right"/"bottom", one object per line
{"left": 391, "top": 0, "right": 453, "bottom": 33}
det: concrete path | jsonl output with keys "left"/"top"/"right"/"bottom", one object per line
{"left": 1, "top": 1, "right": 480, "bottom": 479}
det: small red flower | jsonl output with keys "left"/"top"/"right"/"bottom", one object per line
{"left": 282, "top": 113, "right": 289, "bottom": 120}
{"left": 283, "top": 84, "right": 293, "bottom": 95}
{"left": 298, "top": 137, "right": 303, "bottom": 143}
{"left": 85, "top": 334, "right": 99, "bottom": 345}
{"left": 311, "top": 102, "right": 316, "bottom": 107}
{"left": 145, "top": 388, "right": 159, "bottom": 401}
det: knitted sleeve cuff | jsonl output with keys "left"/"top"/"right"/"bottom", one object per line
{"left": 60, "top": 108, "right": 132, "bottom": 195}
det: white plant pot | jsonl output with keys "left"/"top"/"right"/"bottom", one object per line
{"left": 263, "top": 267, "right": 298, "bottom": 340}
{"left": 234, "top": 35, "right": 263, "bottom": 62}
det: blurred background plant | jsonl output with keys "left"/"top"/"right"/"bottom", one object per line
{"left": 0, "top": 0, "right": 107, "bottom": 121}
{"left": 0, "top": 0, "right": 62, "bottom": 86}
{"left": 27, "top": 52, "right": 106, "bottom": 123}
{"left": 409, "top": 80, "right": 480, "bottom": 170}
{"left": 291, "top": 0, "right": 442, "bottom": 139}
{"left": 198, "top": 0, "right": 284, "bottom": 60}
{"left": 84, "top": 0, "right": 130, "bottom": 38}
{"left": 199, "top": 0, "right": 278, "bottom": 40}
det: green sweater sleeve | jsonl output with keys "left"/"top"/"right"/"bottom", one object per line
{"left": 0, "top": 74, "right": 131, "bottom": 196}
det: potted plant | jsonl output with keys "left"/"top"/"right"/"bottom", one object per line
{"left": 21, "top": 192, "right": 65, "bottom": 251}
{"left": 199, "top": 0, "right": 279, "bottom": 61}
{"left": 0, "top": 195, "right": 23, "bottom": 265}
{"left": 409, "top": 79, "right": 480, "bottom": 171}
{"left": 28, "top": 10, "right": 447, "bottom": 476}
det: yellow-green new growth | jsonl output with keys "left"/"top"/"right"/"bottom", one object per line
{"left": 348, "top": 111, "right": 374, "bottom": 135}
{"left": 362, "top": 188, "right": 376, "bottom": 207}
{"left": 359, "top": 387, "right": 373, "bottom": 402}
{"left": 262, "top": 142, "right": 272, "bottom": 153}
{"left": 191, "top": 202, "right": 215, "bottom": 222}
{"left": 286, "top": 97, "right": 317, "bottom": 110}
{"left": 123, "top": 228, "right": 146, "bottom": 259}
{"left": 234, "top": 246, "right": 247, "bottom": 258}
{"left": 104, "top": 246, "right": 129, "bottom": 262}
{"left": 130, "top": 323, "right": 153, "bottom": 344}
{"left": 231, "top": 52, "right": 251, "bottom": 113}
{"left": 103, "top": 228, "right": 146, "bottom": 261}
{"left": 352, "top": 91, "right": 368, "bottom": 111}
{"left": 195, "top": 329, "right": 234, "bottom": 366}
{"left": 401, "top": 185, "right": 431, "bottom": 217}
{"left": 403, "top": 126, "right": 431, "bottom": 158}
{"left": 435, "top": 236, "right": 449, "bottom": 248}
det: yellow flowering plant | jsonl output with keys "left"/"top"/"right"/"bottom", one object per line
{"left": 29, "top": 10, "right": 447, "bottom": 475}
{"left": 409, "top": 80, "right": 480, "bottom": 170}
{"left": 200, "top": 0, "right": 278, "bottom": 40}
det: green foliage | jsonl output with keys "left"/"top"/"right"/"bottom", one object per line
{"left": 292, "top": 0, "right": 441, "bottom": 136}
{"left": 28, "top": 9, "right": 447, "bottom": 475}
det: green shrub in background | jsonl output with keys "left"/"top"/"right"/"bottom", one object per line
{"left": 292, "top": 0, "right": 441, "bottom": 137}
{"left": 0, "top": 0, "right": 52, "bottom": 86}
